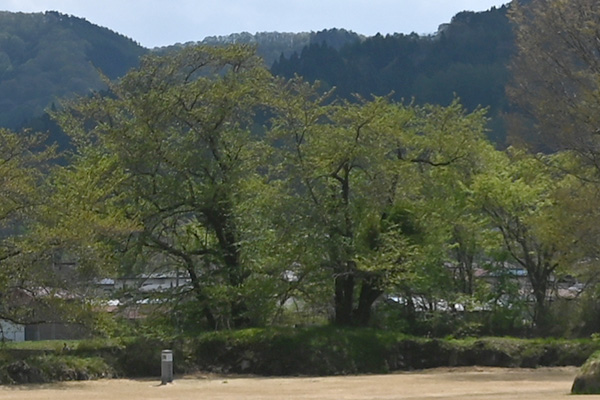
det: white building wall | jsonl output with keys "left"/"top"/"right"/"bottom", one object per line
{"left": 0, "top": 320, "right": 25, "bottom": 342}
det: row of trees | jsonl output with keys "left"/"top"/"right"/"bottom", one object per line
{"left": 1, "top": 38, "right": 599, "bottom": 336}
{"left": 3, "top": 0, "right": 600, "bottom": 336}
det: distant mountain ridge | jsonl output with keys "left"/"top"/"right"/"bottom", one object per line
{"left": 272, "top": 5, "right": 513, "bottom": 144}
{"left": 0, "top": 6, "right": 515, "bottom": 146}
{"left": 0, "top": 9, "right": 365, "bottom": 132}
{"left": 157, "top": 28, "right": 364, "bottom": 67}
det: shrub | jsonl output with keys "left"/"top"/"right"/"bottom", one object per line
{"left": 0, "top": 355, "right": 114, "bottom": 384}
{"left": 572, "top": 350, "right": 600, "bottom": 394}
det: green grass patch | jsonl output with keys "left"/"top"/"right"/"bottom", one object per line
{"left": 1, "top": 339, "right": 79, "bottom": 351}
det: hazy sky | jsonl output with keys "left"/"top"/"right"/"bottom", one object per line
{"left": 0, "top": 1, "right": 509, "bottom": 48}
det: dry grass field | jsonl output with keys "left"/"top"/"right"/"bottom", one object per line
{"left": 0, "top": 366, "right": 589, "bottom": 400}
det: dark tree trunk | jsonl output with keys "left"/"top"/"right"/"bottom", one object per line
{"left": 526, "top": 260, "right": 553, "bottom": 334}
{"left": 334, "top": 273, "right": 355, "bottom": 326}
{"left": 334, "top": 272, "right": 382, "bottom": 327}
{"left": 531, "top": 277, "right": 549, "bottom": 333}
{"left": 353, "top": 277, "right": 383, "bottom": 326}
{"left": 183, "top": 263, "right": 218, "bottom": 330}
{"left": 207, "top": 206, "right": 252, "bottom": 328}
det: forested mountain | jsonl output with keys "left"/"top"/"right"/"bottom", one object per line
{"left": 1, "top": 6, "right": 515, "bottom": 144}
{"left": 0, "top": 11, "right": 147, "bottom": 129}
{"left": 272, "top": 5, "right": 513, "bottom": 144}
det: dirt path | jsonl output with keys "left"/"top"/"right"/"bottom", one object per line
{"left": 0, "top": 367, "right": 588, "bottom": 400}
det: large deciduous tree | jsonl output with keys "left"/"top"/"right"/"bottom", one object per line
{"left": 271, "top": 79, "right": 492, "bottom": 326}
{"left": 508, "top": 0, "right": 600, "bottom": 159}
{"left": 0, "top": 129, "right": 44, "bottom": 263}
{"left": 0, "top": 128, "right": 58, "bottom": 323}
{"left": 472, "top": 148, "right": 592, "bottom": 332}
{"left": 508, "top": 0, "right": 600, "bottom": 332}
{"left": 50, "top": 45, "right": 284, "bottom": 329}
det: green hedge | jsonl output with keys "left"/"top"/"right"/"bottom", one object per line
{"left": 0, "top": 355, "right": 114, "bottom": 384}
{"left": 190, "top": 328, "right": 599, "bottom": 375}
{"left": 1, "top": 329, "right": 598, "bottom": 383}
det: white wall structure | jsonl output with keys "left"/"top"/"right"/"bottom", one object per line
{"left": 0, "top": 320, "right": 25, "bottom": 342}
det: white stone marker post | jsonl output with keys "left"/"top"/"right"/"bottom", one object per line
{"left": 161, "top": 349, "right": 173, "bottom": 384}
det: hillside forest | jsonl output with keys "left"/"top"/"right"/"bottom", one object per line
{"left": 2, "top": 0, "right": 600, "bottom": 340}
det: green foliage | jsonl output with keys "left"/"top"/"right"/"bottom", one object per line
{"left": 0, "top": 0, "right": 599, "bottom": 354}
{"left": 508, "top": 0, "right": 600, "bottom": 154}
{"left": 191, "top": 328, "right": 598, "bottom": 375}
{"left": 31, "top": 354, "right": 113, "bottom": 380}
{"left": 193, "top": 327, "right": 408, "bottom": 374}
{"left": 0, "top": 331, "right": 597, "bottom": 383}
{"left": 46, "top": 46, "right": 528, "bottom": 331}
{"left": 50, "top": 44, "right": 288, "bottom": 329}
{"left": 469, "top": 148, "right": 595, "bottom": 332}
{"left": 269, "top": 77, "right": 493, "bottom": 326}
{"left": 548, "top": 292, "right": 600, "bottom": 338}
{"left": 572, "top": 350, "right": 600, "bottom": 394}
{"left": 0, "top": 354, "right": 114, "bottom": 383}
{"left": 9, "top": 39, "right": 595, "bottom": 339}
{"left": 0, "top": 128, "right": 73, "bottom": 324}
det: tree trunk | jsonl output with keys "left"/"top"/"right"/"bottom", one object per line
{"left": 528, "top": 265, "right": 550, "bottom": 334}
{"left": 334, "top": 273, "right": 354, "bottom": 326}
{"left": 207, "top": 206, "right": 251, "bottom": 328}
{"left": 532, "top": 281, "right": 549, "bottom": 333}
{"left": 353, "top": 277, "right": 383, "bottom": 326}
{"left": 177, "top": 260, "right": 217, "bottom": 330}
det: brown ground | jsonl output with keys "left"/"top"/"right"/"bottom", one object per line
{"left": 0, "top": 367, "right": 588, "bottom": 400}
